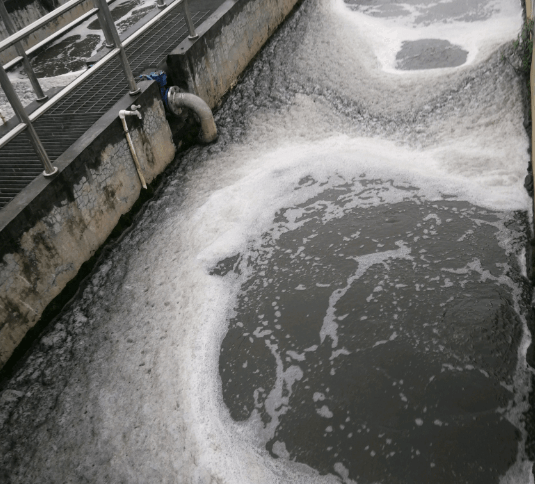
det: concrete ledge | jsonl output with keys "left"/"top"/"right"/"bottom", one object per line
{"left": 0, "top": 80, "right": 175, "bottom": 368}
{"left": 166, "top": 0, "right": 300, "bottom": 109}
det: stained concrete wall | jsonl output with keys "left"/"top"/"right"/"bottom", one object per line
{"left": 528, "top": 1, "right": 535, "bottom": 219}
{"left": 167, "top": 0, "right": 300, "bottom": 109}
{"left": 0, "top": 0, "right": 100, "bottom": 65}
{"left": 0, "top": 81, "right": 175, "bottom": 368}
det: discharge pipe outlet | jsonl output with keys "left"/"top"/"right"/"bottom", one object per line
{"left": 167, "top": 87, "right": 217, "bottom": 143}
{"left": 119, "top": 104, "right": 147, "bottom": 189}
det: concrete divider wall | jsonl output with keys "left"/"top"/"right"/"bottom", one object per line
{"left": 0, "top": 81, "right": 175, "bottom": 368}
{"left": 167, "top": 0, "right": 300, "bottom": 109}
{"left": 527, "top": 0, "right": 535, "bottom": 217}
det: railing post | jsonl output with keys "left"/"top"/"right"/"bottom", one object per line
{"left": 0, "top": 0, "right": 47, "bottom": 101}
{"left": 181, "top": 0, "right": 198, "bottom": 40}
{"left": 156, "top": 0, "right": 167, "bottom": 9}
{"left": 95, "top": 2, "right": 115, "bottom": 48}
{"left": 0, "top": 64, "right": 57, "bottom": 176}
{"left": 94, "top": 0, "right": 140, "bottom": 95}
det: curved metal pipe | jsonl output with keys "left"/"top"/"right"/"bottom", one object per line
{"left": 167, "top": 86, "right": 217, "bottom": 143}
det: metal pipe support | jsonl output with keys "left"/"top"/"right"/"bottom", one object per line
{"left": 0, "top": 0, "right": 47, "bottom": 101}
{"left": 181, "top": 0, "right": 198, "bottom": 39}
{"left": 94, "top": 0, "right": 140, "bottom": 95}
{"left": 0, "top": 64, "right": 57, "bottom": 176}
{"left": 94, "top": 2, "right": 115, "bottom": 48}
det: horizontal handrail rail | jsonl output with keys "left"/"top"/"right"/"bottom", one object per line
{"left": 0, "top": 0, "right": 87, "bottom": 54}
{"left": 2, "top": 0, "right": 116, "bottom": 72}
{"left": 0, "top": 0, "right": 186, "bottom": 150}
{"left": 0, "top": 48, "right": 120, "bottom": 151}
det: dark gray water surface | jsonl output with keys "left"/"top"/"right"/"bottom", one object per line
{"left": 396, "top": 39, "right": 468, "bottom": 70}
{"left": 217, "top": 178, "right": 529, "bottom": 483}
{"left": 0, "top": 0, "right": 531, "bottom": 481}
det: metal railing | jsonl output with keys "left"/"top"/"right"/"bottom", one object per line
{"left": 0, "top": 0, "right": 198, "bottom": 177}
{"left": 0, "top": 1, "right": 47, "bottom": 101}
{"left": 2, "top": 0, "right": 116, "bottom": 72}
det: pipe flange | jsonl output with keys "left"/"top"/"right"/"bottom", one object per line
{"left": 43, "top": 166, "right": 58, "bottom": 177}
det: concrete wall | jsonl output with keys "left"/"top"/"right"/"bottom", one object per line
{"left": 0, "top": 0, "right": 99, "bottom": 65}
{"left": 528, "top": 1, "right": 535, "bottom": 219}
{"left": 0, "top": 81, "right": 175, "bottom": 368}
{"left": 167, "top": 0, "right": 300, "bottom": 109}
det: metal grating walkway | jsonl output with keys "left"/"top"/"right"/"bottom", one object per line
{"left": 0, "top": 7, "right": 211, "bottom": 209}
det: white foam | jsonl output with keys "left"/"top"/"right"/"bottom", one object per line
{"left": 317, "top": 405, "right": 334, "bottom": 418}
{"left": 8, "top": 0, "right": 530, "bottom": 481}
{"left": 157, "top": 137, "right": 531, "bottom": 481}
{"left": 333, "top": 0, "right": 523, "bottom": 73}
{"left": 287, "top": 0, "right": 526, "bottom": 129}
{"left": 320, "top": 241, "right": 411, "bottom": 348}
{"left": 191, "top": 139, "right": 530, "bottom": 273}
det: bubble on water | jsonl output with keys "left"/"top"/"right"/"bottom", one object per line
{"left": 317, "top": 406, "right": 334, "bottom": 418}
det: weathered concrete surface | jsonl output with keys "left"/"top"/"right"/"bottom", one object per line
{"left": 0, "top": 80, "right": 175, "bottom": 369}
{"left": 167, "top": 0, "right": 301, "bottom": 109}
{"left": 530, "top": 2, "right": 535, "bottom": 220}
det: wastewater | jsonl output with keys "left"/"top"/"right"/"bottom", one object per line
{"left": 0, "top": 0, "right": 534, "bottom": 482}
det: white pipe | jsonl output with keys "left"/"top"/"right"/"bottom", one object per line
{"left": 119, "top": 104, "right": 147, "bottom": 189}
{"left": 167, "top": 87, "right": 217, "bottom": 144}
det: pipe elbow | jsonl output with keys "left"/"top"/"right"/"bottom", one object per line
{"left": 167, "top": 87, "right": 218, "bottom": 144}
